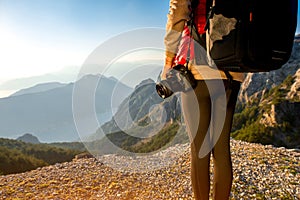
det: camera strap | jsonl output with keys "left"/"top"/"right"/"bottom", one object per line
{"left": 185, "top": 31, "right": 192, "bottom": 68}
{"left": 185, "top": 1, "right": 198, "bottom": 68}
{"left": 185, "top": 21, "right": 193, "bottom": 68}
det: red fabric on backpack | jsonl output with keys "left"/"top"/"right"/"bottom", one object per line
{"left": 193, "top": 0, "right": 207, "bottom": 34}
{"left": 173, "top": 0, "right": 207, "bottom": 66}
{"left": 174, "top": 25, "right": 195, "bottom": 66}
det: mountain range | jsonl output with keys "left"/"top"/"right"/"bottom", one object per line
{"left": 10, "top": 82, "right": 67, "bottom": 97}
{"left": 1, "top": 36, "right": 299, "bottom": 148}
{"left": 0, "top": 74, "right": 133, "bottom": 142}
{"left": 89, "top": 35, "right": 300, "bottom": 152}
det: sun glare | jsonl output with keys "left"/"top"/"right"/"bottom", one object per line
{"left": 0, "top": 25, "right": 85, "bottom": 82}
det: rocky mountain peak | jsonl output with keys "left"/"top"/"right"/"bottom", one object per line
{"left": 16, "top": 133, "right": 41, "bottom": 144}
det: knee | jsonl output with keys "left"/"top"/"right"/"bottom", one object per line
{"left": 212, "top": 147, "right": 231, "bottom": 165}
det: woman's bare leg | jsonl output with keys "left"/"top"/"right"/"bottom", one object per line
{"left": 211, "top": 80, "right": 240, "bottom": 200}
{"left": 181, "top": 81, "right": 212, "bottom": 200}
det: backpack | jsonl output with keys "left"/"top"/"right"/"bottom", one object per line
{"left": 191, "top": 0, "right": 298, "bottom": 72}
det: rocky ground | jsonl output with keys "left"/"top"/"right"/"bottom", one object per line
{"left": 0, "top": 139, "right": 299, "bottom": 200}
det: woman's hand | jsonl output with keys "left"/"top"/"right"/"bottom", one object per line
{"left": 161, "top": 56, "right": 175, "bottom": 80}
{"left": 161, "top": 65, "right": 173, "bottom": 80}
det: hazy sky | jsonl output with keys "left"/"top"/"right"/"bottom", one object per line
{"left": 0, "top": 0, "right": 169, "bottom": 82}
{"left": 0, "top": 0, "right": 300, "bottom": 97}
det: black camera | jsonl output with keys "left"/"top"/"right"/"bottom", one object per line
{"left": 156, "top": 64, "right": 197, "bottom": 99}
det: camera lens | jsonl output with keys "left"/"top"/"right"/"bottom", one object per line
{"left": 156, "top": 81, "right": 173, "bottom": 99}
{"left": 155, "top": 64, "right": 197, "bottom": 99}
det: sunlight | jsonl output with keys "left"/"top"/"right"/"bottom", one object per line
{"left": 0, "top": 24, "right": 85, "bottom": 81}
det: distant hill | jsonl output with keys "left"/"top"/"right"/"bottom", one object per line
{"left": 10, "top": 82, "right": 66, "bottom": 97}
{"left": 17, "top": 133, "right": 41, "bottom": 144}
{"left": 0, "top": 74, "right": 133, "bottom": 142}
{"left": 88, "top": 78, "right": 182, "bottom": 141}
{"left": 0, "top": 65, "right": 80, "bottom": 92}
{"left": 84, "top": 122, "right": 188, "bottom": 155}
{"left": 84, "top": 78, "right": 187, "bottom": 155}
{"left": 0, "top": 138, "right": 84, "bottom": 175}
{"left": 48, "top": 141, "right": 86, "bottom": 152}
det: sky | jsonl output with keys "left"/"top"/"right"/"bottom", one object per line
{"left": 0, "top": 0, "right": 169, "bottom": 96}
{"left": 0, "top": 0, "right": 300, "bottom": 97}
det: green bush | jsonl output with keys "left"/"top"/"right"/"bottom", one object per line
{"left": 0, "top": 138, "right": 83, "bottom": 175}
{"left": 231, "top": 123, "right": 274, "bottom": 145}
{"left": 0, "top": 146, "right": 46, "bottom": 175}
